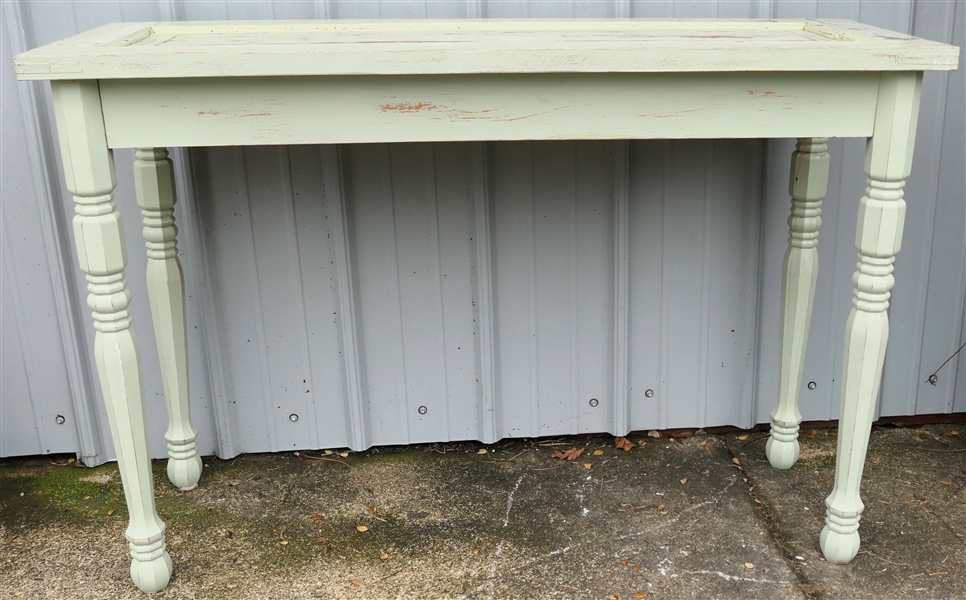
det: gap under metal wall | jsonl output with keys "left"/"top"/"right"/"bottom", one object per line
{"left": 1, "top": 0, "right": 963, "bottom": 464}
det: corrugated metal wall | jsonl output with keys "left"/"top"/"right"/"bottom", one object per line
{"left": 1, "top": 0, "right": 963, "bottom": 465}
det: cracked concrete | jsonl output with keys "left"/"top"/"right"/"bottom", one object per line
{"left": 1, "top": 424, "right": 963, "bottom": 599}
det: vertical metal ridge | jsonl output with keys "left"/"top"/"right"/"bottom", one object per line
{"left": 178, "top": 148, "right": 236, "bottom": 458}
{"left": 428, "top": 144, "right": 451, "bottom": 439}
{"left": 472, "top": 142, "right": 499, "bottom": 443}
{"left": 527, "top": 143, "right": 540, "bottom": 436}
{"left": 322, "top": 146, "right": 370, "bottom": 451}
{"left": 569, "top": 143, "right": 579, "bottom": 433}
{"left": 659, "top": 143, "right": 671, "bottom": 430}
{"left": 387, "top": 146, "right": 412, "bottom": 443}
{"left": 4, "top": 0, "right": 102, "bottom": 464}
{"left": 698, "top": 142, "right": 714, "bottom": 426}
{"left": 612, "top": 141, "right": 631, "bottom": 436}
{"left": 825, "top": 146, "right": 848, "bottom": 421}
{"left": 465, "top": 0, "right": 483, "bottom": 19}
{"left": 279, "top": 147, "right": 320, "bottom": 449}
{"left": 614, "top": 0, "right": 631, "bottom": 19}
{"left": 908, "top": 0, "right": 957, "bottom": 414}
{"left": 236, "top": 148, "right": 280, "bottom": 451}
{"left": 0, "top": 226, "right": 44, "bottom": 452}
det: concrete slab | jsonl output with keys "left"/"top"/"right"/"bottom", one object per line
{"left": 736, "top": 423, "right": 966, "bottom": 600}
{"left": 1, "top": 424, "right": 962, "bottom": 599}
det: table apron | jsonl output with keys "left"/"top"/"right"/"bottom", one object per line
{"left": 99, "top": 71, "right": 881, "bottom": 148}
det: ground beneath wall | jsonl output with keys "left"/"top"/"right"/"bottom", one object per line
{"left": 1, "top": 424, "right": 963, "bottom": 599}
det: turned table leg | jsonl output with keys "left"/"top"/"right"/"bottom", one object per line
{"left": 134, "top": 148, "right": 202, "bottom": 491}
{"left": 52, "top": 81, "right": 172, "bottom": 592}
{"left": 766, "top": 138, "right": 828, "bottom": 469}
{"left": 820, "top": 72, "right": 922, "bottom": 564}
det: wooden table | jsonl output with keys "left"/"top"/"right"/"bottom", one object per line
{"left": 15, "top": 19, "right": 959, "bottom": 593}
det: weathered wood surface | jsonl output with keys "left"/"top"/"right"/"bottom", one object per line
{"left": 14, "top": 19, "right": 959, "bottom": 80}
{"left": 98, "top": 72, "right": 882, "bottom": 148}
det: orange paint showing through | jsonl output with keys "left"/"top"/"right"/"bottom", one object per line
{"left": 380, "top": 102, "right": 437, "bottom": 113}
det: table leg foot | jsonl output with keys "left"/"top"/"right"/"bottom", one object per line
{"left": 820, "top": 509, "right": 861, "bottom": 564}
{"left": 129, "top": 533, "right": 173, "bottom": 593}
{"left": 765, "top": 423, "right": 800, "bottom": 469}
{"left": 167, "top": 439, "right": 203, "bottom": 491}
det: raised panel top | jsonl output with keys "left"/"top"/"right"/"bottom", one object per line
{"left": 14, "top": 19, "right": 959, "bottom": 80}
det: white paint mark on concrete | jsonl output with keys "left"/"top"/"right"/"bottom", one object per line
{"left": 684, "top": 570, "right": 789, "bottom": 584}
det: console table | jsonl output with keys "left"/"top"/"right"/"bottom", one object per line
{"left": 15, "top": 19, "right": 959, "bottom": 593}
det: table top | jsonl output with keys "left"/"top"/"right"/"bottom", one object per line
{"left": 15, "top": 19, "right": 959, "bottom": 80}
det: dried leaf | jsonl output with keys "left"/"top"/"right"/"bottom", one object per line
{"left": 659, "top": 510, "right": 669, "bottom": 516}
{"left": 5, "top": 535, "right": 16, "bottom": 543}
{"left": 732, "top": 458, "right": 741, "bottom": 465}
{"left": 324, "top": 449, "right": 334, "bottom": 455}
{"left": 380, "top": 553, "right": 389, "bottom": 560}
{"left": 669, "top": 437, "right": 676, "bottom": 443}
{"left": 593, "top": 450, "right": 605, "bottom": 456}
{"left": 82, "top": 496, "right": 91, "bottom": 500}
{"left": 477, "top": 449, "right": 488, "bottom": 455}
{"left": 280, "top": 540, "right": 289, "bottom": 546}
{"left": 310, "top": 514, "right": 324, "bottom": 521}
{"left": 803, "top": 431, "right": 818, "bottom": 439}
{"left": 920, "top": 432, "right": 929, "bottom": 440}
{"left": 680, "top": 477, "right": 688, "bottom": 485}
{"left": 107, "top": 509, "right": 115, "bottom": 516}
{"left": 615, "top": 437, "right": 635, "bottom": 452}
{"left": 551, "top": 447, "right": 586, "bottom": 461}
{"left": 635, "top": 593, "right": 649, "bottom": 599}
{"left": 471, "top": 548, "right": 480, "bottom": 555}
{"left": 350, "top": 579, "right": 363, "bottom": 586}
{"left": 67, "top": 458, "right": 75, "bottom": 464}
{"left": 657, "top": 504, "right": 666, "bottom": 511}
{"left": 949, "top": 431, "right": 960, "bottom": 437}
{"left": 368, "top": 506, "right": 377, "bottom": 514}
{"left": 621, "top": 560, "right": 629, "bottom": 566}
{"left": 339, "top": 452, "right": 349, "bottom": 458}
{"left": 699, "top": 440, "right": 710, "bottom": 451}
{"left": 933, "top": 436, "right": 942, "bottom": 441}
{"left": 648, "top": 430, "right": 661, "bottom": 439}
{"left": 356, "top": 525, "right": 369, "bottom": 533}
{"left": 583, "top": 463, "right": 593, "bottom": 470}
{"left": 939, "top": 480, "right": 952, "bottom": 486}
{"left": 633, "top": 564, "right": 640, "bottom": 571}
{"left": 315, "top": 537, "right": 327, "bottom": 543}
{"left": 608, "top": 595, "right": 619, "bottom": 600}
{"left": 322, "top": 545, "right": 330, "bottom": 553}
{"left": 737, "top": 434, "right": 749, "bottom": 441}
{"left": 744, "top": 562, "right": 755, "bottom": 569}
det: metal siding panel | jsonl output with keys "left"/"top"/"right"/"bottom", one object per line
{"left": 905, "top": 0, "right": 966, "bottom": 415}
{"left": 492, "top": 142, "right": 538, "bottom": 437}
{"left": 432, "top": 144, "right": 484, "bottom": 441}
{"left": 290, "top": 146, "right": 352, "bottom": 449}
{"left": 662, "top": 141, "right": 711, "bottom": 429}
{"left": 6, "top": 0, "right": 963, "bottom": 463}
{"left": 345, "top": 144, "right": 410, "bottom": 445}
{"left": 628, "top": 141, "right": 669, "bottom": 430}
{"left": 574, "top": 142, "right": 615, "bottom": 434}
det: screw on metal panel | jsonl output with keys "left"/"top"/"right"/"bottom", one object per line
{"left": 644, "top": 389, "right": 654, "bottom": 398}
{"left": 55, "top": 415, "right": 66, "bottom": 425}
{"left": 418, "top": 406, "right": 428, "bottom": 415}
{"left": 289, "top": 414, "right": 299, "bottom": 422}
{"left": 927, "top": 374, "right": 939, "bottom": 385}
{"left": 589, "top": 398, "right": 599, "bottom": 407}
{"left": 807, "top": 381, "right": 817, "bottom": 390}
